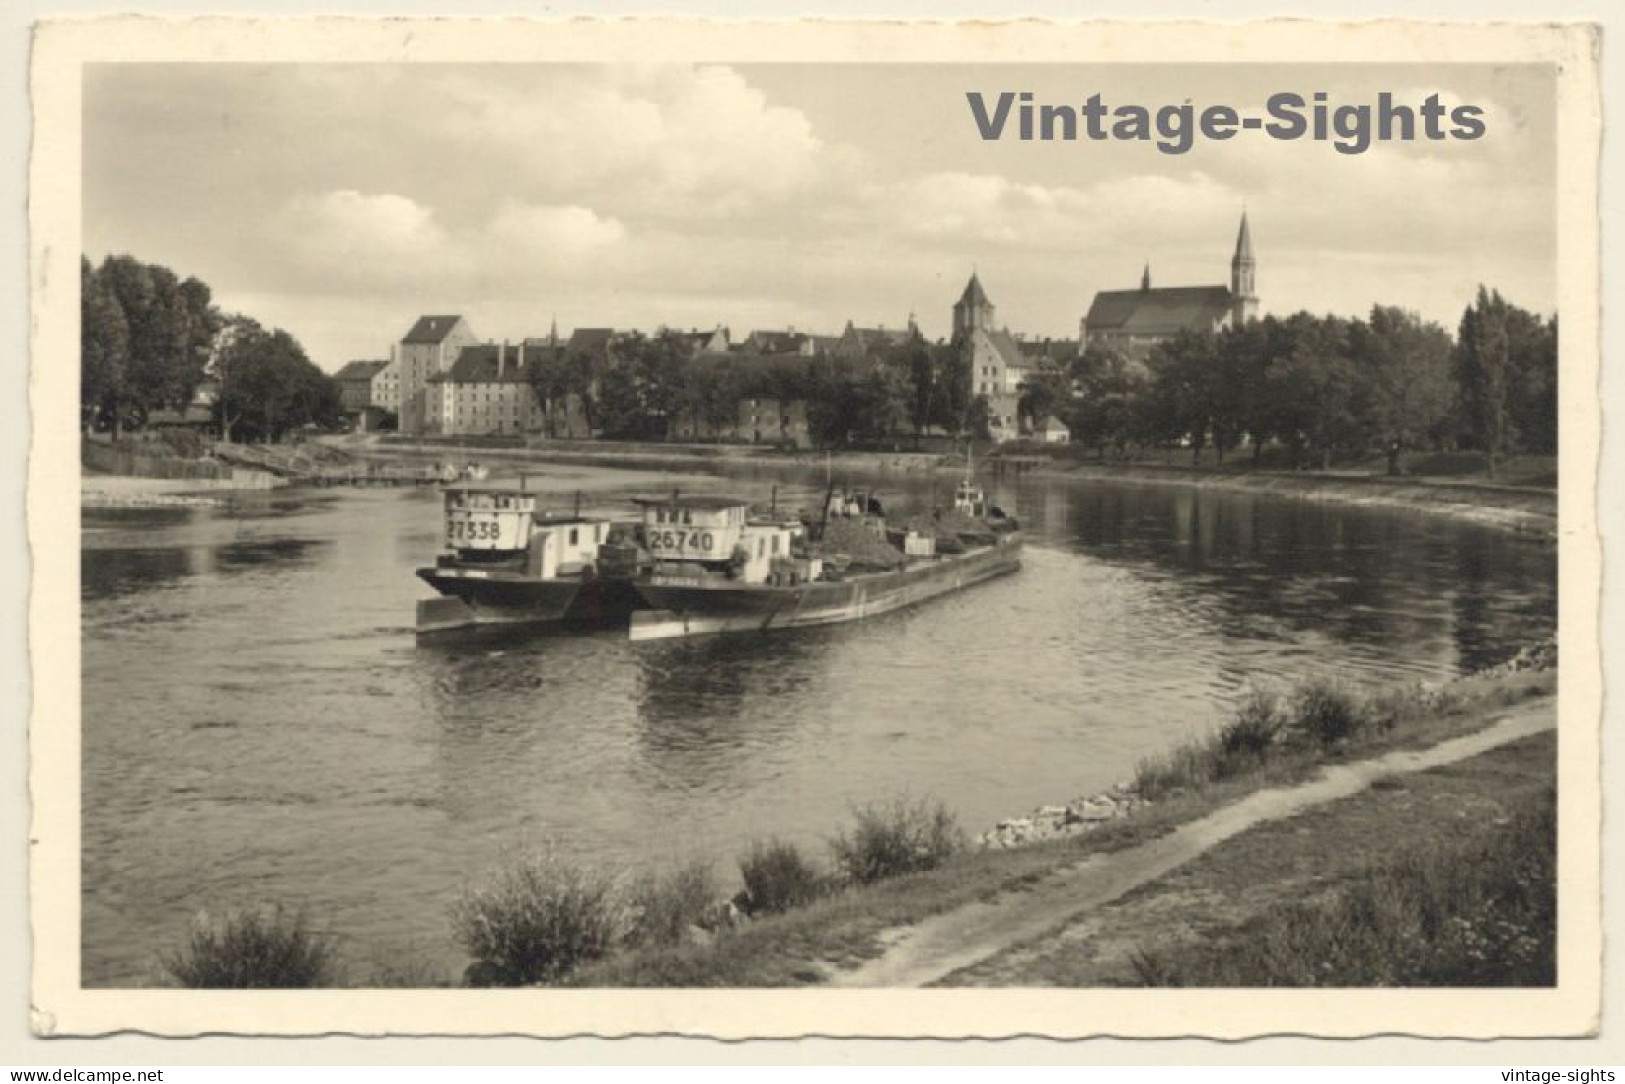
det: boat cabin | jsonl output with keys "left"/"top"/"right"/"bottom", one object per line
{"left": 638, "top": 495, "right": 817, "bottom": 585}
{"left": 953, "top": 479, "right": 989, "bottom": 519}
{"left": 637, "top": 495, "right": 750, "bottom": 563}
{"left": 441, "top": 483, "right": 611, "bottom": 578}
{"left": 442, "top": 485, "right": 538, "bottom": 553}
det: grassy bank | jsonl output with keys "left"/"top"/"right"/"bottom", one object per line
{"left": 568, "top": 656, "right": 1553, "bottom": 987}
{"left": 1129, "top": 763, "right": 1555, "bottom": 987}
{"left": 154, "top": 647, "right": 1555, "bottom": 989}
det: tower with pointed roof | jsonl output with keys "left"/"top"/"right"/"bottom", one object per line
{"left": 951, "top": 271, "right": 1033, "bottom": 442}
{"left": 1230, "top": 212, "right": 1258, "bottom": 325}
{"left": 953, "top": 272, "right": 995, "bottom": 338}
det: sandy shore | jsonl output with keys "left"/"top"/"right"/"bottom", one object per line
{"left": 80, "top": 473, "right": 280, "bottom": 507}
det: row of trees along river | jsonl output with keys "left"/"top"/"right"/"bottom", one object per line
{"left": 80, "top": 252, "right": 1555, "bottom": 479}
{"left": 80, "top": 254, "right": 342, "bottom": 443}
{"left": 532, "top": 290, "right": 1554, "bottom": 480}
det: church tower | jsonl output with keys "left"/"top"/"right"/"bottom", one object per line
{"left": 953, "top": 272, "right": 995, "bottom": 338}
{"left": 1230, "top": 212, "right": 1258, "bottom": 325}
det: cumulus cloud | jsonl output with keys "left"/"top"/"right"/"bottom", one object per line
{"left": 276, "top": 190, "right": 461, "bottom": 285}
{"left": 413, "top": 64, "right": 830, "bottom": 219}
{"left": 485, "top": 202, "right": 627, "bottom": 255}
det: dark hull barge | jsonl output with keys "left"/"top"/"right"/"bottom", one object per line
{"left": 629, "top": 532, "right": 1020, "bottom": 641}
{"left": 415, "top": 482, "right": 642, "bottom": 636}
{"left": 623, "top": 478, "right": 1020, "bottom": 642}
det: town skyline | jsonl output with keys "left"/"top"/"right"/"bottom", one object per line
{"left": 84, "top": 63, "right": 1557, "bottom": 371}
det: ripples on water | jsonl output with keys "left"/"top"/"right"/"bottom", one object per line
{"left": 79, "top": 470, "right": 1555, "bottom": 985}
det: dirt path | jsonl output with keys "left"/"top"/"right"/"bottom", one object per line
{"left": 827, "top": 698, "right": 1556, "bottom": 988}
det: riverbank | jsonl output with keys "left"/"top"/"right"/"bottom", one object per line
{"left": 327, "top": 436, "right": 1556, "bottom": 538}
{"left": 144, "top": 644, "right": 1557, "bottom": 989}
{"left": 80, "top": 472, "right": 282, "bottom": 508}
{"left": 569, "top": 651, "right": 1555, "bottom": 987}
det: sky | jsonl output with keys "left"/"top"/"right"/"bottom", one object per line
{"left": 82, "top": 62, "right": 1557, "bottom": 372}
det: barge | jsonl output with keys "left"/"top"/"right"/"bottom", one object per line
{"left": 627, "top": 480, "right": 1021, "bottom": 642}
{"left": 415, "top": 482, "right": 643, "bottom": 636}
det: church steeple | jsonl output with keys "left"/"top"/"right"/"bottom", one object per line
{"left": 1141, "top": 262, "right": 1151, "bottom": 292}
{"left": 953, "top": 270, "right": 995, "bottom": 338}
{"left": 1230, "top": 211, "right": 1258, "bottom": 324}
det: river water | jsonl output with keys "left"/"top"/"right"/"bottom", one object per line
{"left": 80, "top": 463, "right": 1555, "bottom": 985}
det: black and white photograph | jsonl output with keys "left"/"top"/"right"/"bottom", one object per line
{"left": 23, "top": 15, "right": 1603, "bottom": 1042}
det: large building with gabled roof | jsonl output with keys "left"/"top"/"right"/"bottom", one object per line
{"left": 386, "top": 314, "right": 479, "bottom": 434}
{"left": 1081, "top": 212, "right": 1259, "bottom": 359}
{"left": 426, "top": 340, "right": 536, "bottom": 437}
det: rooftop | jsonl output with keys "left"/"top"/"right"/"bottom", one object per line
{"left": 333, "top": 359, "right": 389, "bottom": 382}
{"left": 431, "top": 343, "right": 534, "bottom": 385}
{"left": 1084, "top": 284, "right": 1234, "bottom": 334}
{"left": 402, "top": 315, "right": 467, "bottom": 345}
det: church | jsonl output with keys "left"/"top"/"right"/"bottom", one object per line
{"left": 1080, "top": 212, "right": 1259, "bottom": 360}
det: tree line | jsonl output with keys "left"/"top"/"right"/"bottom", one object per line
{"left": 526, "top": 331, "right": 985, "bottom": 447}
{"left": 81, "top": 255, "right": 341, "bottom": 443}
{"left": 1021, "top": 288, "right": 1555, "bottom": 476}
{"left": 521, "top": 287, "right": 1553, "bottom": 475}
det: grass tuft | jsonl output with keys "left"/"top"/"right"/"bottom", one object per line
{"left": 739, "top": 839, "right": 828, "bottom": 916}
{"left": 830, "top": 796, "right": 964, "bottom": 886}
{"left": 162, "top": 904, "right": 338, "bottom": 988}
{"left": 624, "top": 859, "right": 721, "bottom": 949}
{"left": 1287, "top": 678, "right": 1365, "bottom": 748}
{"left": 450, "top": 848, "right": 625, "bottom": 986}
{"left": 1218, "top": 689, "right": 1283, "bottom": 758}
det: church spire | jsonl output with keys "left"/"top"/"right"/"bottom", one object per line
{"left": 1141, "top": 262, "right": 1151, "bottom": 292}
{"left": 1230, "top": 210, "right": 1258, "bottom": 324}
{"left": 1234, "top": 211, "right": 1254, "bottom": 263}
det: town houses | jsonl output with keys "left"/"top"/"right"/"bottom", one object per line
{"left": 339, "top": 213, "right": 1260, "bottom": 446}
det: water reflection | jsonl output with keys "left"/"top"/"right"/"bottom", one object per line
{"left": 633, "top": 631, "right": 824, "bottom": 791}
{"left": 82, "top": 537, "right": 323, "bottom": 601}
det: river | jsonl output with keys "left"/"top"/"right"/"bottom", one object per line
{"left": 79, "top": 463, "right": 1556, "bottom": 985}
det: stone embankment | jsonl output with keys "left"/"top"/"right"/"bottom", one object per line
{"left": 978, "top": 785, "right": 1150, "bottom": 850}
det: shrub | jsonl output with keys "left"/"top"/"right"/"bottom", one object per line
{"left": 624, "top": 859, "right": 719, "bottom": 948}
{"left": 830, "top": 797, "right": 964, "bottom": 886}
{"left": 162, "top": 905, "right": 338, "bottom": 988}
{"left": 738, "top": 839, "right": 827, "bottom": 915}
{"left": 1218, "top": 689, "right": 1281, "bottom": 760}
{"left": 451, "top": 849, "right": 625, "bottom": 986}
{"left": 1288, "top": 678, "right": 1365, "bottom": 748}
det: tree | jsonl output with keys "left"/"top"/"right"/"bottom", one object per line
{"left": 1016, "top": 361, "right": 1071, "bottom": 435}
{"left": 1266, "top": 316, "right": 1368, "bottom": 470}
{"left": 1142, "top": 330, "right": 1219, "bottom": 462}
{"left": 1352, "top": 305, "right": 1453, "bottom": 475}
{"left": 1454, "top": 286, "right": 1514, "bottom": 478}
{"left": 1506, "top": 310, "right": 1558, "bottom": 456}
{"left": 214, "top": 319, "right": 336, "bottom": 443}
{"left": 80, "top": 257, "right": 130, "bottom": 435}
{"left": 91, "top": 255, "right": 220, "bottom": 429}
{"left": 1070, "top": 347, "right": 1145, "bottom": 459}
